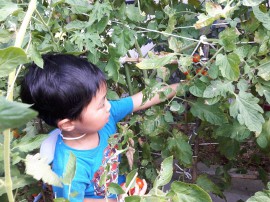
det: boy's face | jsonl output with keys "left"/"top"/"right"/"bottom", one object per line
{"left": 72, "top": 84, "right": 111, "bottom": 135}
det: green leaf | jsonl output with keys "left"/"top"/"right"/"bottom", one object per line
{"left": 253, "top": 6, "right": 270, "bottom": 30}
{"left": 107, "top": 89, "right": 119, "bottom": 100}
{"left": 164, "top": 8, "right": 177, "bottom": 34}
{"left": 0, "top": 176, "right": 35, "bottom": 197}
{"left": 136, "top": 53, "right": 176, "bottom": 70}
{"left": 216, "top": 121, "right": 251, "bottom": 141}
{"left": 0, "top": 1, "right": 19, "bottom": 22}
{"left": 65, "top": 0, "right": 93, "bottom": 13}
{"left": 153, "top": 156, "right": 173, "bottom": 188}
{"left": 254, "top": 28, "right": 270, "bottom": 56}
{"left": 168, "top": 37, "right": 182, "bottom": 53}
{"left": 157, "top": 66, "right": 170, "bottom": 82}
{"left": 28, "top": 44, "right": 44, "bottom": 68}
{"left": 237, "top": 79, "right": 249, "bottom": 92}
{"left": 0, "top": 47, "right": 28, "bottom": 78}
{"left": 189, "top": 80, "right": 207, "bottom": 97}
{"left": 0, "top": 97, "right": 38, "bottom": 131}
{"left": 203, "top": 80, "right": 234, "bottom": 98}
{"left": 112, "top": 26, "right": 135, "bottom": 56}
{"left": 69, "top": 31, "right": 102, "bottom": 52}
{"left": 194, "top": 2, "right": 237, "bottom": 29}
{"left": 62, "top": 152, "right": 76, "bottom": 184}
{"left": 0, "top": 28, "right": 11, "bottom": 43}
{"left": 105, "top": 56, "right": 120, "bottom": 81}
{"left": 246, "top": 182, "right": 270, "bottom": 202}
{"left": 169, "top": 101, "right": 185, "bottom": 113}
{"left": 196, "top": 175, "right": 224, "bottom": 198}
{"left": 204, "top": 96, "right": 222, "bottom": 105}
{"left": 229, "top": 91, "right": 264, "bottom": 133}
{"left": 218, "top": 28, "right": 239, "bottom": 52}
{"left": 257, "top": 118, "right": 270, "bottom": 149}
{"left": 216, "top": 53, "right": 240, "bottom": 81}
{"left": 207, "top": 63, "right": 219, "bottom": 79}
{"left": 126, "top": 169, "right": 138, "bottom": 189}
{"left": 257, "top": 60, "right": 270, "bottom": 81}
{"left": 65, "top": 20, "right": 89, "bottom": 31}
{"left": 168, "top": 181, "right": 212, "bottom": 202}
{"left": 256, "top": 83, "right": 270, "bottom": 104}
{"left": 25, "top": 153, "right": 62, "bottom": 187}
{"left": 243, "top": 0, "right": 264, "bottom": 7}
{"left": 241, "top": 12, "right": 261, "bottom": 33}
{"left": 12, "top": 134, "right": 47, "bottom": 153}
{"left": 89, "top": 1, "right": 112, "bottom": 22}
{"left": 164, "top": 111, "right": 174, "bottom": 123}
{"left": 125, "top": 4, "right": 145, "bottom": 22}
{"left": 167, "top": 132, "right": 193, "bottom": 166}
{"left": 190, "top": 99, "right": 228, "bottom": 125}
{"left": 108, "top": 182, "right": 125, "bottom": 195}
{"left": 124, "top": 195, "right": 141, "bottom": 202}
{"left": 218, "top": 138, "right": 240, "bottom": 160}
{"left": 178, "top": 55, "right": 193, "bottom": 70}
{"left": 234, "top": 44, "right": 253, "bottom": 61}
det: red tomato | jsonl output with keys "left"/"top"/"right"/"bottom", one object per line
{"left": 193, "top": 54, "right": 200, "bottom": 63}
{"left": 129, "top": 187, "right": 135, "bottom": 195}
{"left": 196, "top": 68, "right": 207, "bottom": 75}
{"left": 183, "top": 71, "right": 189, "bottom": 76}
{"left": 136, "top": 178, "right": 144, "bottom": 189}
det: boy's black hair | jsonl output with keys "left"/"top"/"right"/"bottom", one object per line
{"left": 20, "top": 54, "right": 106, "bottom": 127}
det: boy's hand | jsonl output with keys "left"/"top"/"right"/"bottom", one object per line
{"left": 120, "top": 178, "right": 147, "bottom": 199}
{"left": 132, "top": 179, "right": 147, "bottom": 195}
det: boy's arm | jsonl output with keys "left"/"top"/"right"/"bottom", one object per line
{"left": 131, "top": 83, "right": 179, "bottom": 112}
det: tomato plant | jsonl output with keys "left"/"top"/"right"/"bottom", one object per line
{"left": 1, "top": 0, "right": 270, "bottom": 202}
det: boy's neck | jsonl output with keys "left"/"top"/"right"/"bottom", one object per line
{"left": 61, "top": 131, "right": 100, "bottom": 150}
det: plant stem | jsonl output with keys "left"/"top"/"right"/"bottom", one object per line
{"left": 136, "top": 26, "right": 200, "bottom": 42}
{"left": 124, "top": 64, "right": 134, "bottom": 96}
{"left": 4, "top": 0, "right": 37, "bottom": 201}
{"left": 3, "top": 130, "right": 13, "bottom": 202}
{"left": 35, "top": 10, "right": 59, "bottom": 51}
{"left": 134, "top": 39, "right": 148, "bottom": 79}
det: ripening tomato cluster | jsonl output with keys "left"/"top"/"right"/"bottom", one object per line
{"left": 196, "top": 68, "right": 207, "bottom": 76}
{"left": 181, "top": 54, "right": 208, "bottom": 79}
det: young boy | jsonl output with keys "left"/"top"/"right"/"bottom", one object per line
{"left": 20, "top": 54, "right": 178, "bottom": 201}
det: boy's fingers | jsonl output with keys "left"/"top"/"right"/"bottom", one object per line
{"left": 139, "top": 179, "right": 148, "bottom": 196}
{"left": 120, "top": 183, "right": 127, "bottom": 192}
{"left": 119, "top": 193, "right": 128, "bottom": 201}
{"left": 133, "top": 184, "right": 140, "bottom": 195}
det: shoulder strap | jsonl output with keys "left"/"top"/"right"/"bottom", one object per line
{"left": 40, "top": 128, "right": 60, "bottom": 164}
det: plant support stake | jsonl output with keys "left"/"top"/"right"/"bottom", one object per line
{"left": 4, "top": 0, "right": 37, "bottom": 201}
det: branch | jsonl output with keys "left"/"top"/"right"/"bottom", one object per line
{"left": 4, "top": 1, "right": 37, "bottom": 201}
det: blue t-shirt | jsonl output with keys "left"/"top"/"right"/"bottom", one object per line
{"left": 52, "top": 97, "right": 133, "bottom": 201}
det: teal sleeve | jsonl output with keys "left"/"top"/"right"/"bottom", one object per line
{"left": 109, "top": 97, "right": 133, "bottom": 123}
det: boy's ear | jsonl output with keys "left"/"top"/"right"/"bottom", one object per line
{"left": 57, "top": 119, "right": 75, "bottom": 131}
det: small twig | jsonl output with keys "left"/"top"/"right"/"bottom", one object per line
{"left": 175, "top": 163, "right": 192, "bottom": 180}
{"left": 136, "top": 26, "right": 200, "bottom": 42}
